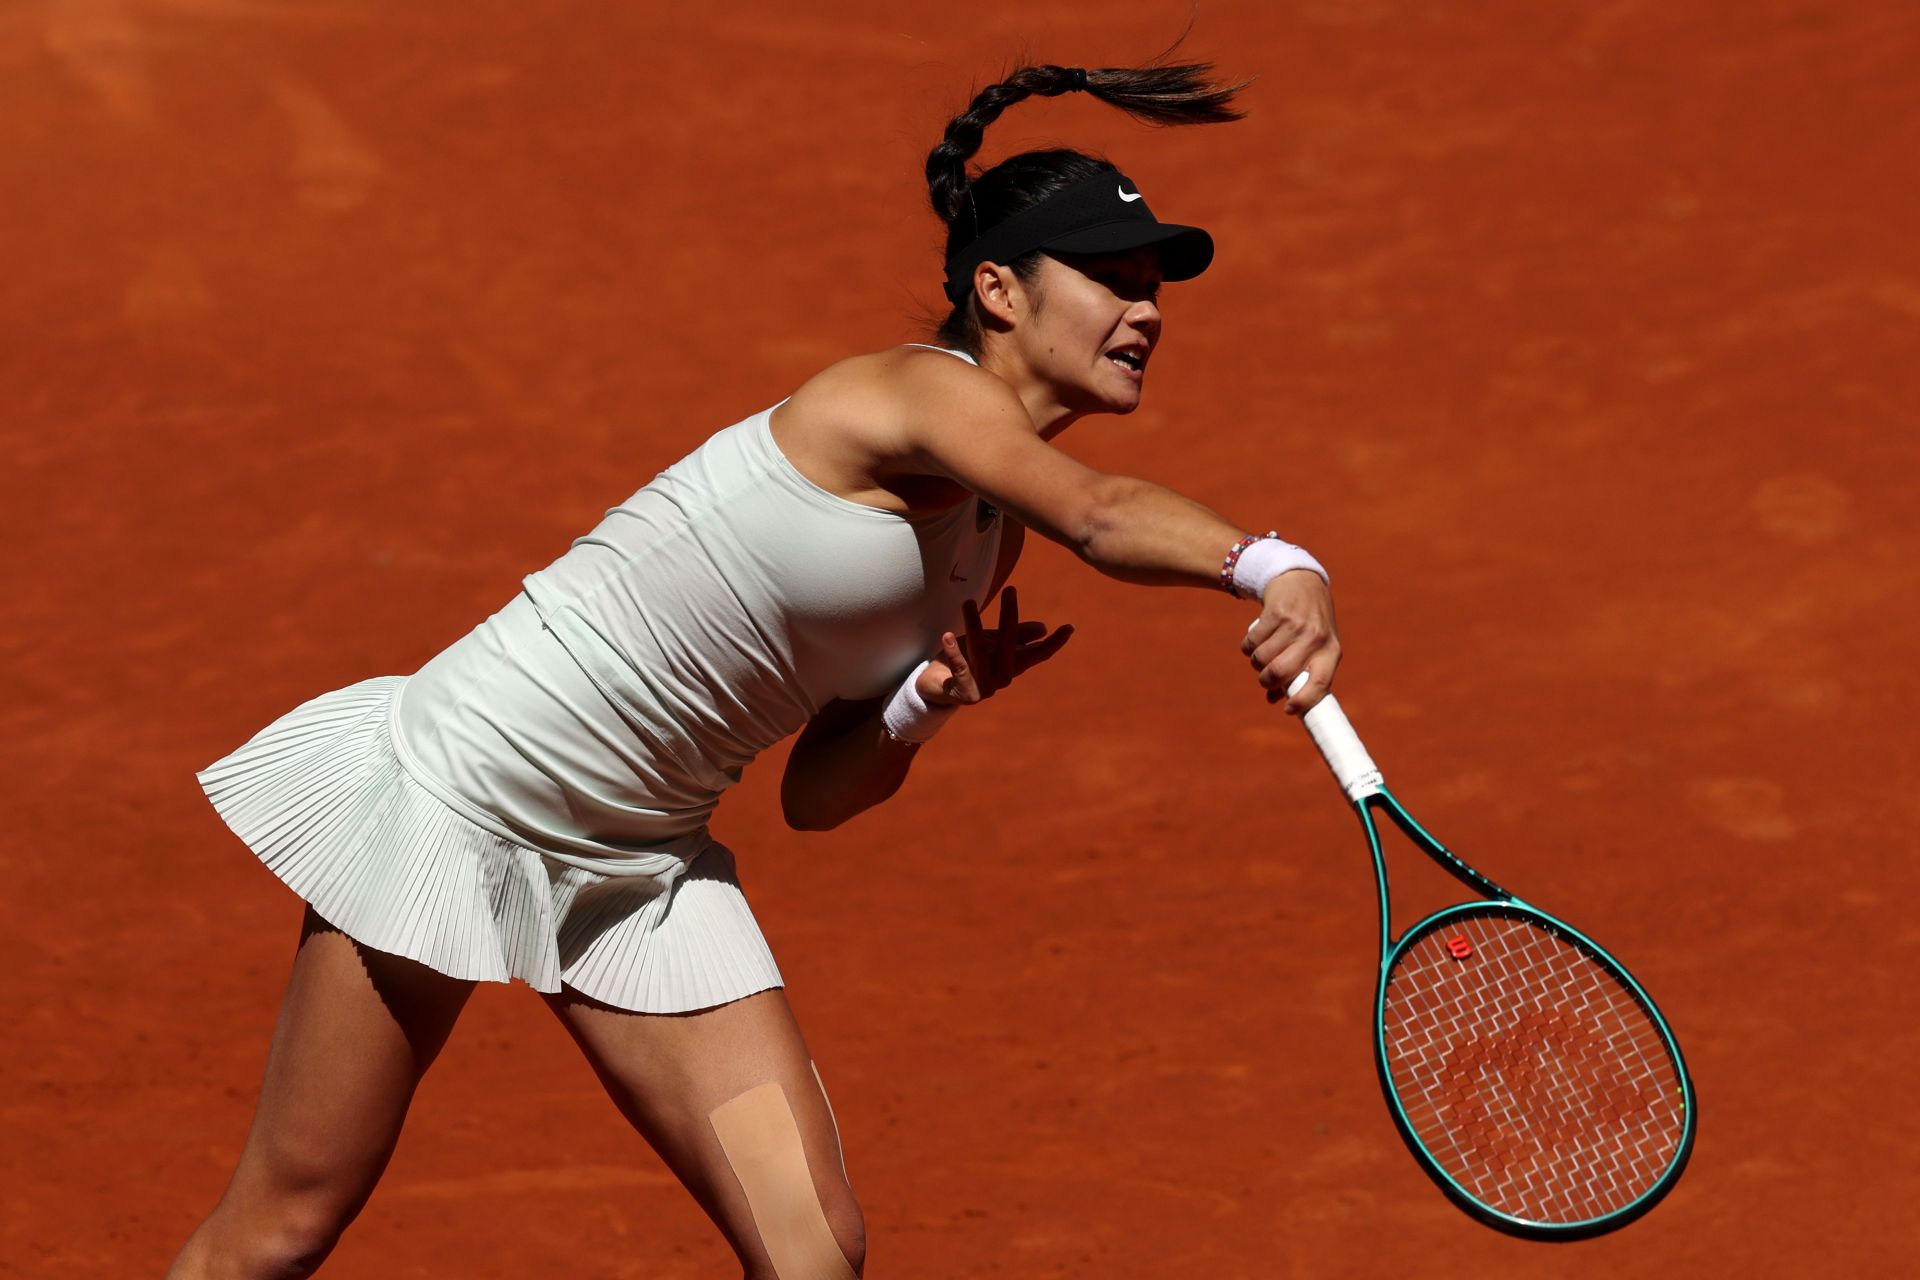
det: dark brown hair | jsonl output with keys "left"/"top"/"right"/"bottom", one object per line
{"left": 925, "top": 59, "right": 1246, "bottom": 353}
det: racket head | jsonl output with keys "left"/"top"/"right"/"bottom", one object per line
{"left": 1374, "top": 900, "right": 1696, "bottom": 1239}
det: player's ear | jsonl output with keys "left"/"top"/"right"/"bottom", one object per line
{"left": 973, "top": 261, "right": 1024, "bottom": 327}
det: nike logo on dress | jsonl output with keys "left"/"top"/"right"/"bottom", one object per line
{"left": 949, "top": 566, "right": 968, "bottom": 582}
{"left": 1117, "top": 186, "right": 1143, "bottom": 202}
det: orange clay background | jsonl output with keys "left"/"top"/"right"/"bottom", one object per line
{"left": 4, "top": 2, "right": 1917, "bottom": 1276}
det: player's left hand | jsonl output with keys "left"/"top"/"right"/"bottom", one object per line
{"left": 919, "top": 586, "right": 1073, "bottom": 707}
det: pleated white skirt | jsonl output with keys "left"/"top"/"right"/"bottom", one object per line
{"left": 196, "top": 674, "right": 784, "bottom": 1013}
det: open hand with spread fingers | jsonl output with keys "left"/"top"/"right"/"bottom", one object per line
{"left": 917, "top": 586, "right": 1074, "bottom": 707}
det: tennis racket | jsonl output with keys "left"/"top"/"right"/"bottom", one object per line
{"left": 1288, "top": 673, "right": 1696, "bottom": 1239}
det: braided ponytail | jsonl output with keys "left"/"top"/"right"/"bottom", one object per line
{"left": 925, "top": 58, "right": 1246, "bottom": 353}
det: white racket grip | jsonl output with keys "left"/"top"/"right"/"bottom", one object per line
{"left": 1288, "top": 672, "right": 1385, "bottom": 802}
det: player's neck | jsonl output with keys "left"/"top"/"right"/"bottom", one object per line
{"left": 975, "top": 341, "right": 1083, "bottom": 439}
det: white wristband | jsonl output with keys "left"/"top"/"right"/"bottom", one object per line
{"left": 1232, "top": 537, "right": 1329, "bottom": 599}
{"left": 881, "top": 660, "right": 958, "bottom": 743}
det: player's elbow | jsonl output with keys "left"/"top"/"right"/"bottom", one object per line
{"left": 779, "top": 778, "right": 842, "bottom": 832}
{"left": 781, "top": 770, "right": 909, "bottom": 832}
{"left": 780, "top": 773, "right": 876, "bottom": 832}
{"left": 783, "top": 804, "right": 844, "bottom": 833}
{"left": 1076, "top": 474, "right": 1153, "bottom": 563}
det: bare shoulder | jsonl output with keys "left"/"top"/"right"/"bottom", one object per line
{"left": 768, "top": 346, "right": 1028, "bottom": 509}
{"left": 781, "top": 345, "right": 1025, "bottom": 449}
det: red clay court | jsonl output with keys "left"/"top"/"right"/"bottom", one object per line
{"left": 4, "top": 2, "right": 1915, "bottom": 1275}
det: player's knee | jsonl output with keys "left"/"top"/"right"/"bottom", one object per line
{"left": 725, "top": 1174, "right": 864, "bottom": 1274}
{"left": 823, "top": 1193, "right": 867, "bottom": 1276}
{"left": 736, "top": 1182, "right": 865, "bottom": 1280}
{"left": 189, "top": 1192, "right": 352, "bottom": 1280}
{"left": 268, "top": 1193, "right": 359, "bottom": 1275}
{"left": 710, "top": 1079, "right": 864, "bottom": 1278}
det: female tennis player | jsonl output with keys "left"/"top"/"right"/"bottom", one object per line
{"left": 171, "top": 58, "right": 1339, "bottom": 1279}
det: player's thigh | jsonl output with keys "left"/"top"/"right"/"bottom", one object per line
{"left": 222, "top": 907, "right": 475, "bottom": 1218}
{"left": 544, "top": 986, "right": 861, "bottom": 1276}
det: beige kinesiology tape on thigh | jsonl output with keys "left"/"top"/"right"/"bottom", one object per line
{"left": 708, "top": 1081, "right": 857, "bottom": 1280}
{"left": 811, "top": 1060, "right": 849, "bottom": 1184}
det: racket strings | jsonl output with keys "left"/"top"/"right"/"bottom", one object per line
{"left": 1381, "top": 910, "right": 1686, "bottom": 1225}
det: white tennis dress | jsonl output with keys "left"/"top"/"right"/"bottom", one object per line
{"left": 198, "top": 347, "right": 1002, "bottom": 1013}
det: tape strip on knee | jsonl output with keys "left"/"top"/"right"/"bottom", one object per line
{"left": 708, "top": 1080, "right": 856, "bottom": 1280}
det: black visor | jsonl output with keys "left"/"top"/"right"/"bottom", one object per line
{"left": 942, "top": 170, "right": 1214, "bottom": 304}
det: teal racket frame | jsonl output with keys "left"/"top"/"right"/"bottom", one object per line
{"left": 1355, "top": 787, "right": 1698, "bottom": 1240}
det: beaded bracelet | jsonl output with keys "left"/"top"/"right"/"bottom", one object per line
{"left": 1221, "top": 532, "right": 1330, "bottom": 599}
{"left": 1220, "top": 532, "right": 1281, "bottom": 594}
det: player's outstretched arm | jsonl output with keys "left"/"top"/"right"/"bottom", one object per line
{"left": 896, "top": 360, "right": 1244, "bottom": 586}
{"left": 896, "top": 357, "right": 1340, "bottom": 709}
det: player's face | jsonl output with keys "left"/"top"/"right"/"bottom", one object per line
{"left": 1023, "top": 248, "right": 1164, "bottom": 416}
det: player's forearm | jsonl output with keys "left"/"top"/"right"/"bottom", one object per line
{"left": 1074, "top": 474, "right": 1246, "bottom": 588}
{"left": 780, "top": 706, "right": 921, "bottom": 832}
